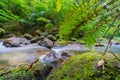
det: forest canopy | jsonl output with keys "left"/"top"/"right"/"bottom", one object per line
{"left": 0, "top": 0, "right": 119, "bottom": 45}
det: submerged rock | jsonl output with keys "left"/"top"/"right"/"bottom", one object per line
{"left": 3, "top": 37, "right": 30, "bottom": 47}
{"left": 115, "top": 42, "right": 120, "bottom": 45}
{"left": 39, "top": 51, "right": 60, "bottom": 66}
{"left": 39, "top": 50, "right": 74, "bottom": 67}
{"left": 38, "top": 38, "right": 54, "bottom": 48}
{"left": 94, "top": 43, "right": 104, "bottom": 47}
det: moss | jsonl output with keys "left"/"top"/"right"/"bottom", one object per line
{"left": 76, "top": 39, "right": 85, "bottom": 44}
{"left": 47, "top": 34, "right": 57, "bottom": 41}
{"left": 47, "top": 52, "right": 120, "bottom": 80}
{"left": 0, "top": 62, "right": 52, "bottom": 80}
{"left": 56, "top": 39, "right": 68, "bottom": 46}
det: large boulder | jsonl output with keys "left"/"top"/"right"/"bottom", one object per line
{"left": 3, "top": 37, "right": 30, "bottom": 47}
{"left": 38, "top": 38, "right": 54, "bottom": 48}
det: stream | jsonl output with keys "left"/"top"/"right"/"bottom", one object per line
{"left": 0, "top": 41, "right": 120, "bottom": 67}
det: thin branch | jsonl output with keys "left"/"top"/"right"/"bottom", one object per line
{"left": 110, "top": 51, "right": 120, "bottom": 61}
{"left": 26, "top": 58, "right": 39, "bottom": 71}
{"left": 94, "top": 13, "right": 120, "bottom": 51}
{"left": 0, "top": 70, "right": 11, "bottom": 76}
{"left": 102, "top": 24, "right": 120, "bottom": 56}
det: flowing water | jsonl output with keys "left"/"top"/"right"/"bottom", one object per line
{"left": 0, "top": 41, "right": 120, "bottom": 67}
{"left": 93, "top": 43, "right": 120, "bottom": 54}
{"left": 0, "top": 41, "right": 49, "bottom": 66}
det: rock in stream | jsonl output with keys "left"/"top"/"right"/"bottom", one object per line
{"left": 3, "top": 37, "right": 30, "bottom": 47}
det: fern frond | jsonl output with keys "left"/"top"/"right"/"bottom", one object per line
{"left": 59, "top": 0, "right": 120, "bottom": 46}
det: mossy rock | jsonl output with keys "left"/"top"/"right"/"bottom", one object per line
{"left": 56, "top": 39, "right": 68, "bottom": 46}
{"left": 76, "top": 39, "right": 85, "bottom": 44}
{"left": 47, "top": 34, "right": 57, "bottom": 41}
{"left": 70, "top": 38, "right": 77, "bottom": 41}
{"left": 0, "top": 62, "right": 52, "bottom": 80}
{"left": 0, "top": 28, "right": 6, "bottom": 37}
{"left": 94, "top": 43, "right": 104, "bottom": 47}
{"left": 47, "top": 52, "right": 120, "bottom": 80}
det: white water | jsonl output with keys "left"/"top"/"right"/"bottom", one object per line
{"left": 0, "top": 42, "right": 46, "bottom": 54}
{"left": 0, "top": 41, "right": 48, "bottom": 66}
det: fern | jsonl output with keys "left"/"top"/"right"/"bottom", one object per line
{"left": 59, "top": 0, "right": 120, "bottom": 45}
{"left": 56, "top": 0, "right": 64, "bottom": 12}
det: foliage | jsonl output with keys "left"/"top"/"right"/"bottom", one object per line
{"left": 0, "top": 0, "right": 119, "bottom": 45}
{"left": 0, "top": 0, "right": 30, "bottom": 18}
{"left": 76, "top": 39, "right": 85, "bottom": 44}
{"left": 47, "top": 52, "right": 120, "bottom": 80}
{"left": 37, "top": 17, "right": 51, "bottom": 27}
{"left": 0, "top": 9, "right": 19, "bottom": 26}
{"left": 59, "top": 0, "right": 120, "bottom": 45}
